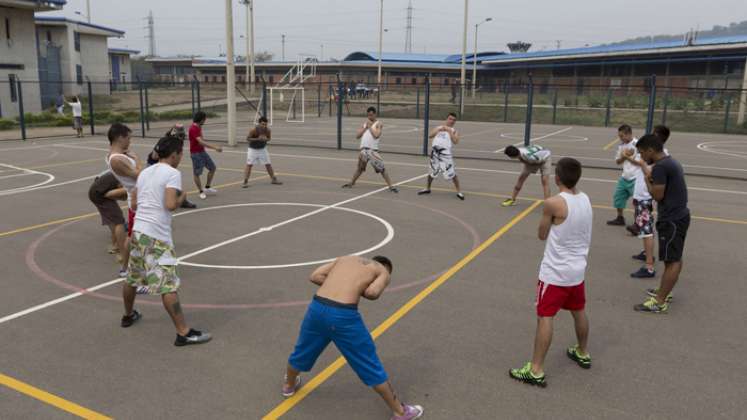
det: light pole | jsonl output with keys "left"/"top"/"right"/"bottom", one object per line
{"left": 377, "top": 0, "right": 383, "bottom": 87}
{"left": 472, "top": 17, "right": 492, "bottom": 98}
{"left": 459, "top": 0, "right": 468, "bottom": 115}
{"left": 281, "top": 34, "right": 286, "bottom": 62}
{"left": 239, "top": 0, "right": 254, "bottom": 93}
{"left": 320, "top": 44, "right": 324, "bottom": 61}
{"left": 86, "top": 0, "right": 91, "bottom": 22}
{"left": 224, "top": 0, "right": 237, "bottom": 146}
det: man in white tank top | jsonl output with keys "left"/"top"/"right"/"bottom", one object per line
{"left": 510, "top": 157, "right": 593, "bottom": 387}
{"left": 341, "top": 107, "right": 398, "bottom": 192}
{"left": 417, "top": 112, "right": 464, "bottom": 200}
{"left": 107, "top": 123, "right": 142, "bottom": 278}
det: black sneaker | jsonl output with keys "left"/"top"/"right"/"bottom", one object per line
{"left": 625, "top": 224, "right": 640, "bottom": 236}
{"left": 606, "top": 216, "right": 625, "bottom": 226}
{"left": 389, "top": 187, "right": 399, "bottom": 193}
{"left": 632, "top": 251, "right": 647, "bottom": 261}
{"left": 341, "top": 183, "right": 353, "bottom": 189}
{"left": 181, "top": 200, "right": 197, "bottom": 209}
{"left": 120, "top": 310, "right": 142, "bottom": 328}
{"left": 456, "top": 193, "right": 465, "bottom": 200}
{"left": 630, "top": 266, "right": 656, "bottom": 278}
{"left": 174, "top": 328, "right": 212, "bottom": 347}
{"left": 417, "top": 189, "right": 431, "bottom": 195}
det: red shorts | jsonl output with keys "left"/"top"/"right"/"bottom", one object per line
{"left": 535, "top": 280, "right": 585, "bottom": 317}
{"left": 127, "top": 209, "right": 135, "bottom": 237}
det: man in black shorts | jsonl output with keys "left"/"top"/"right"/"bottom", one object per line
{"left": 88, "top": 172, "right": 127, "bottom": 260}
{"left": 634, "top": 135, "right": 690, "bottom": 314}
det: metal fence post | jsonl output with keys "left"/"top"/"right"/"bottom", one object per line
{"left": 137, "top": 79, "right": 145, "bottom": 138}
{"left": 191, "top": 80, "right": 196, "bottom": 116}
{"left": 552, "top": 88, "right": 559, "bottom": 125}
{"left": 328, "top": 85, "right": 333, "bottom": 117}
{"left": 422, "top": 74, "right": 431, "bottom": 156}
{"left": 86, "top": 78, "right": 95, "bottom": 135}
{"left": 661, "top": 89, "right": 670, "bottom": 126}
{"left": 724, "top": 95, "right": 733, "bottom": 133}
{"left": 337, "top": 78, "right": 344, "bottom": 150}
{"left": 261, "top": 80, "right": 267, "bottom": 118}
{"left": 503, "top": 82, "right": 509, "bottom": 123}
{"left": 458, "top": 82, "right": 464, "bottom": 119}
{"left": 524, "top": 76, "right": 534, "bottom": 146}
{"left": 17, "top": 80, "right": 26, "bottom": 140}
{"left": 604, "top": 88, "right": 613, "bottom": 127}
{"left": 416, "top": 86, "right": 420, "bottom": 119}
{"left": 317, "top": 80, "right": 322, "bottom": 118}
{"left": 196, "top": 77, "right": 202, "bottom": 112}
{"left": 645, "top": 74, "right": 657, "bottom": 134}
{"left": 144, "top": 83, "right": 150, "bottom": 131}
{"left": 376, "top": 88, "right": 381, "bottom": 114}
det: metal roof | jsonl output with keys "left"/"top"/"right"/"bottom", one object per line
{"left": 482, "top": 35, "right": 747, "bottom": 64}
{"left": 343, "top": 51, "right": 504, "bottom": 64}
{"left": 5, "top": 0, "right": 66, "bottom": 9}
{"left": 34, "top": 16, "right": 125, "bottom": 36}
{"left": 108, "top": 48, "right": 140, "bottom": 55}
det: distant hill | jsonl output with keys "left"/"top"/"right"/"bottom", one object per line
{"left": 603, "top": 21, "right": 747, "bottom": 46}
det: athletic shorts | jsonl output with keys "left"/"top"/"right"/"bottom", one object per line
{"left": 521, "top": 158, "right": 552, "bottom": 178}
{"left": 190, "top": 151, "right": 216, "bottom": 176}
{"left": 246, "top": 148, "right": 271, "bottom": 166}
{"left": 657, "top": 214, "right": 690, "bottom": 263}
{"left": 358, "top": 148, "right": 385, "bottom": 173}
{"left": 428, "top": 147, "right": 456, "bottom": 180}
{"left": 288, "top": 296, "right": 388, "bottom": 387}
{"left": 613, "top": 177, "right": 635, "bottom": 209}
{"left": 633, "top": 199, "right": 654, "bottom": 238}
{"left": 127, "top": 209, "right": 135, "bottom": 237}
{"left": 126, "top": 231, "right": 180, "bottom": 295}
{"left": 73, "top": 117, "right": 83, "bottom": 130}
{"left": 535, "top": 280, "right": 586, "bottom": 317}
{"left": 94, "top": 199, "right": 125, "bottom": 227}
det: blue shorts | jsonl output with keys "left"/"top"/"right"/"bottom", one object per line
{"left": 288, "top": 296, "right": 388, "bottom": 387}
{"left": 190, "top": 152, "right": 216, "bottom": 176}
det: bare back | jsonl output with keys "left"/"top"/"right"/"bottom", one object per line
{"left": 315, "top": 256, "right": 388, "bottom": 304}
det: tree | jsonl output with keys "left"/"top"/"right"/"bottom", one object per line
{"left": 254, "top": 51, "right": 274, "bottom": 62}
{"left": 507, "top": 41, "right": 532, "bottom": 53}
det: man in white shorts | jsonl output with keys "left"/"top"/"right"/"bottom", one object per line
{"left": 242, "top": 116, "right": 282, "bottom": 187}
{"left": 418, "top": 112, "right": 464, "bottom": 200}
{"left": 342, "top": 106, "right": 398, "bottom": 192}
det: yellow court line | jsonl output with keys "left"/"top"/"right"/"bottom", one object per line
{"left": 262, "top": 200, "right": 543, "bottom": 419}
{"left": 602, "top": 138, "right": 619, "bottom": 151}
{"left": 0, "top": 373, "right": 111, "bottom": 419}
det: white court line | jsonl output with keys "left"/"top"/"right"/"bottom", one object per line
{"left": 0, "top": 173, "right": 426, "bottom": 326}
{"left": 493, "top": 126, "right": 574, "bottom": 153}
{"left": 0, "top": 172, "right": 36, "bottom": 181}
{"left": 0, "top": 164, "right": 55, "bottom": 195}
{"left": 697, "top": 141, "right": 747, "bottom": 160}
{"left": 0, "top": 175, "right": 96, "bottom": 197}
{"left": 0, "top": 145, "right": 46, "bottom": 152}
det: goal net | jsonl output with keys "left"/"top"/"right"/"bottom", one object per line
{"left": 268, "top": 87, "right": 305, "bottom": 125}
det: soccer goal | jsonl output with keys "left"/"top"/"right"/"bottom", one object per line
{"left": 268, "top": 87, "right": 305, "bottom": 125}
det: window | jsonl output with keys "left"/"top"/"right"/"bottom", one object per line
{"left": 411, "top": 77, "right": 417, "bottom": 85}
{"left": 395, "top": 77, "right": 402, "bottom": 85}
{"left": 5, "top": 18, "right": 10, "bottom": 41}
{"left": 46, "top": 31, "right": 52, "bottom": 42}
{"left": 76, "top": 65, "right": 83, "bottom": 84}
{"left": 443, "top": 78, "right": 450, "bottom": 85}
{"left": 9, "top": 75, "right": 17, "bottom": 102}
{"left": 204, "top": 76, "right": 209, "bottom": 83}
{"left": 74, "top": 31, "right": 81, "bottom": 52}
{"left": 221, "top": 76, "right": 226, "bottom": 83}
{"left": 269, "top": 76, "right": 274, "bottom": 83}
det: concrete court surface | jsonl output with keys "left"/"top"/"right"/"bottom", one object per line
{"left": 0, "top": 131, "right": 745, "bottom": 419}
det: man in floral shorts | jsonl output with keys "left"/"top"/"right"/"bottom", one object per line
{"left": 122, "top": 135, "right": 212, "bottom": 347}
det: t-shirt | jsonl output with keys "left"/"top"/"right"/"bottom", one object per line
{"left": 69, "top": 101, "right": 83, "bottom": 117}
{"left": 188, "top": 123, "right": 205, "bottom": 154}
{"left": 616, "top": 138, "right": 638, "bottom": 180}
{"left": 518, "top": 145, "right": 551, "bottom": 165}
{"left": 133, "top": 163, "right": 182, "bottom": 245}
{"left": 432, "top": 127, "right": 455, "bottom": 153}
{"left": 248, "top": 126, "right": 271, "bottom": 149}
{"left": 651, "top": 156, "right": 689, "bottom": 221}
{"left": 359, "top": 120, "right": 381, "bottom": 150}
{"left": 88, "top": 172, "right": 120, "bottom": 204}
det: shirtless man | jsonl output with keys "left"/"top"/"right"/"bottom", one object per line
{"left": 282, "top": 255, "right": 423, "bottom": 420}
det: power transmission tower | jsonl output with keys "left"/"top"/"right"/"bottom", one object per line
{"left": 404, "top": 0, "right": 414, "bottom": 53}
{"left": 145, "top": 10, "right": 156, "bottom": 57}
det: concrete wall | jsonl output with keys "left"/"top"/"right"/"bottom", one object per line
{"left": 0, "top": 7, "right": 42, "bottom": 116}
{"left": 78, "top": 33, "right": 111, "bottom": 95}
{"left": 109, "top": 54, "right": 133, "bottom": 83}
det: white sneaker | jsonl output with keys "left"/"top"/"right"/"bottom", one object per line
{"left": 204, "top": 188, "right": 218, "bottom": 195}
{"left": 199, "top": 192, "right": 207, "bottom": 200}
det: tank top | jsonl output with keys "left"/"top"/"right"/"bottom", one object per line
{"left": 359, "top": 121, "right": 381, "bottom": 150}
{"left": 432, "top": 129, "right": 454, "bottom": 154}
{"left": 106, "top": 153, "right": 137, "bottom": 208}
{"left": 538, "top": 191, "right": 593, "bottom": 287}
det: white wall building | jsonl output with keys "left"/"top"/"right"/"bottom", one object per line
{"left": 108, "top": 48, "right": 139, "bottom": 86}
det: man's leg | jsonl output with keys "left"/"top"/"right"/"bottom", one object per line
{"left": 243, "top": 164, "right": 253, "bottom": 184}
{"left": 540, "top": 175, "right": 551, "bottom": 199}
{"left": 108, "top": 225, "right": 117, "bottom": 250}
{"left": 162, "top": 292, "right": 189, "bottom": 336}
{"left": 114, "top": 223, "right": 126, "bottom": 262}
{"left": 123, "top": 283, "right": 136, "bottom": 315}
{"left": 193, "top": 174, "right": 203, "bottom": 192}
{"left": 424, "top": 175, "right": 433, "bottom": 190}
{"left": 643, "top": 236, "right": 655, "bottom": 271}
{"left": 656, "top": 261, "right": 682, "bottom": 304}
{"left": 511, "top": 173, "right": 530, "bottom": 201}
{"left": 284, "top": 364, "right": 301, "bottom": 390}
{"left": 380, "top": 170, "right": 395, "bottom": 188}
{"left": 345, "top": 159, "right": 366, "bottom": 187}
{"left": 206, "top": 169, "right": 216, "bottom": 189}
{"left": 570, "top": 310, "right": 589, "bottom": 355}
{"left": 530, "top": 317, "right": 553, "bottom": 376}
{"left": 373, "top": 382, "right": 406, "bottom": 416}
{"left": 266, "top": 164, "right": 282, "bottom": 184}
{"left": 451, "top": 175, "right": 462, "bottom": 193}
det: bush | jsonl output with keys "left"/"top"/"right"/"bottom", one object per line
{"left": 587, "top": 96, "right": 605, "bottom": 108}
{"left": 0, "top": 118, "right": 18, "bottom": 130}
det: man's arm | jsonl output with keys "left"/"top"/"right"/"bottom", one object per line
{"left": 246, "top": 128, "right": 257, "bottom": 142}
{"left": 448, "top": 128, "right": 460, "bottom": 145}
{"left": 428, "top": 126, "right": 444, "bottom": 139}
{"left": 129, "top": 188, "right": 138, "bottom": 212}
{"left": 110, "top": 156, "right": 140, "bottom": 179}
{"left": 196, "top": 136, "right": 223, "bottom": 152}
{"left": 164, "top": 187, "right": 186, "bottom": 211}
{"left": 362, "top": 265, "right": 391, "bottom": 300}
{"left": 370, "top": 121, "right": 383, "bottom": 139}
{"left": 646, "top": 165, "right": 666, "bottom": 201}
{"left": 104, "top": 187, "right": 128, "bottom": 201}
{"left": 310, "top": 259, "right": 337, "bottom": 285}
{"left": 538, "top": 197, "right": 559, "bottom": 240}
{"left": 355, "top": 122, "right": 367, "bottom": 139}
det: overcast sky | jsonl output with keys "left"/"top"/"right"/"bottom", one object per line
{"left": 43, "top": 0, "right": 746, "bottom": 59}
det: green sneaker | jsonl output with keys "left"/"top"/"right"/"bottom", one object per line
{"left": 501, "top": 198, "right": 517, "bottom": 207}
{"left": 646, "top": 288, "right": 673, "bottom": 303}
{"left": 566, "top": 345, "right": 591, "bottom": 369}
{"left": 634, "top": 296, "right": 669, "bottom": 314}
{"left": 509, "top": 362, "right": 546, "bottom": 387}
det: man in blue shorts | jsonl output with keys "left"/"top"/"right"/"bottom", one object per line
{"left": 281, "top": 255, "right": 423, "bottom": 420}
